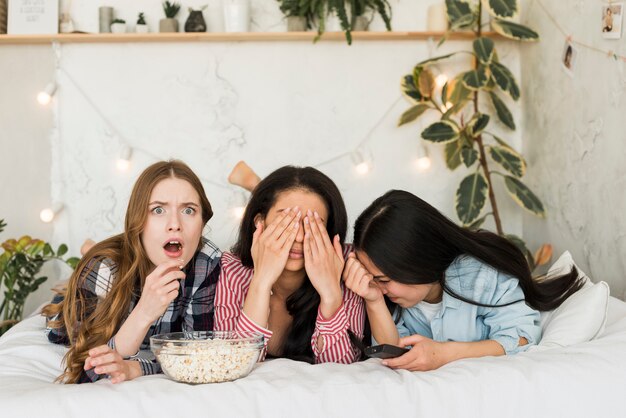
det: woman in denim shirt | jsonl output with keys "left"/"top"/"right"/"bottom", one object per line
{"left": 343, "top": 190, "right": 584, "bottom": 372}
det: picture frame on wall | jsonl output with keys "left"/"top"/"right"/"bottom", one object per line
{"left": 601, "top": 2, "right": 624, "bottom": 39}
{"left": 7, "top": 0, "right": 58, "bottom": 35}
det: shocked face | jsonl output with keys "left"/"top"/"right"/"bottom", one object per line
{"left": 141, "top": 177, "right": 204, "bottom": 268}
{"left": 355, "top": 250, "right": 442, "bottom": 308}
{"left": 260, "top": 189, "right": 329, "bottom": 272}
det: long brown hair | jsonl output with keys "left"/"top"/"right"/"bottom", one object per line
{"left": 43, "top": 160, "right": 213, "bottom": 383}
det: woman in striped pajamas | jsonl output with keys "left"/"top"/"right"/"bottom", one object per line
{"left": 215, "top": 166, "right": 365, "bottom": 364}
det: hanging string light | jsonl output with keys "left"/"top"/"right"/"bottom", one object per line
{"left": 40, "top": 203, "right": 64, "bottom": 223}
{"left": 37, "top": 82, "right": 57, "bottom": 105}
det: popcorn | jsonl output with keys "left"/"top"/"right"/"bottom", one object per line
{"left": 155, "top": 339, "right": 261, "bottom": 384}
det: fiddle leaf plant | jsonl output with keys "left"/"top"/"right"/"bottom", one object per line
{"left": 0, "top": 222, "right": 79, "bottom": 336}
{"left": 398, "top": 0, "right": 544, "bottom": 269}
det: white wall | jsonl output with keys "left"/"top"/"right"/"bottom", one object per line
{"left": 1, "top": 0, "right": 523, "bottom": 313}
{"left": 521, "top": 0, "right": 626, "bottom": 299}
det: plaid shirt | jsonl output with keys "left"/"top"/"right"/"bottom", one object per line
{"left": 46, "top": 238, "right": 221, "bottom": 383}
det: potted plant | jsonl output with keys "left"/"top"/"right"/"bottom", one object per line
{"left": 110, "top": 18, "right": 126, "bottom": 33}
{"left": 0, "top": 219, "right": 79, "bottom": 336}
{"left": 160, "top": 1, "right": 181, "bottom": 33}
{"left": 276, "top": 0, "right": 309, "bottom": 31}
{"left": 397, "top": 0, "right": 549, "bottom": 268}
{"left": 277, "top": 0, "right": 392, "bottom": 44}
{"left": 136, "top": 12, "right": 148, "bottom": 33}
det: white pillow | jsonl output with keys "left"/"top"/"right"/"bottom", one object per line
{"left": 529, "top": 251, "right": 610, "bottom": 351}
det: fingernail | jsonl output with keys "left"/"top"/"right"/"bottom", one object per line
{"left": 285, "top": 207, "right": 291, "bottom": 213}
{"left": 314, "top": 211, "right": 320, "bottom": 219}
{"left": 382, "top": 361, "right": 388, "bottom": 366}
{"left": 293, "top": 206, "right": 299, "bottom": 212}
{"left": 304, "top": 217, "right": 309, "bottom": 224}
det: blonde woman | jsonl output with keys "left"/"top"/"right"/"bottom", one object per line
{"left": 43, "top": 160, "right": 221, "bottom": 384}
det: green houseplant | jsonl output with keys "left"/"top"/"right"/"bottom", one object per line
{"left": 276, "top": 0, "right": 392, "bottom": 44}
{"left": 0, "top": 219, "right": 79, "bottom": 336}
{"left": 160, "top": 1, "right": 181, "bottom": 33}
{"left": 398, "top": 0, "right": 544, "bottom": 268}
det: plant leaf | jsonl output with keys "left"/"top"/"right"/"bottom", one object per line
{"left": 489, "top": 92, "right": 516, "bottom": 129}
{"left": 461, "top": 146, "right": 479, "bottom": 167}
{"left": 504, "top": 176, "right": 546, "bottom": 217}
{"left": 456, "top": 172, "right": 488, "bottom": 224}
{"left": 506, "top": 234, "right": 535, "bottom": 270}
{"left": 467, "top": 113, "right": 490, "bottom": 137}
{"left": 66, "top": 257, "right": 80, "bottom": 270}
{"left": 534, "top": 243, "right": 553, "bottom": 267}
{"left": 462, "top": 66, "right": 489, "bottom": 90}
{"left": 445, "top": 139, "right": 463, "bottom": 170}
{"left": 416, "top": 52, "right": 461, "bottom": 67}
{"left": 398, "top": 104, "right": 431, "bottom": 126}
{"left": 483, "top": 0, "right": 518, "bottom": 18}
{"left": 490, "top": 146, "right": 526, "bottom": 177}
{"left": 467, "top": 213, "right": 489, "bottom": 230}
{"left": 418, "top": 68, "right": 436, "bottom": 98}
{"left": 491, "top": 19, "right": 539, "bottom": 41}
{"left": 401, "top": 75, "right": 423, "bottom": 102}
{"left": 422, "top": 121, "right": 460, "bottom": 143}
{"left": 57, "top": 244, "right": 68, "bottom": 257}
{"left": 490, "top": 62, "right": 520, "bottom": 100}
{"left": 446, "top": 0, "right": 475, "bottom": 29}
{"left": 473, "top": 37, "right": 495, "bottom": 64}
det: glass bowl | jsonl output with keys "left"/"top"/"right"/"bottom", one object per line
{"left": 150, "top": 330, "right": 264, "bottom": 384}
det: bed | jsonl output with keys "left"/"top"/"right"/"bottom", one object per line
{"left": 0, "top": 291, "right": 625, "bottom": 418}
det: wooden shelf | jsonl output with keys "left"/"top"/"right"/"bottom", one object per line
{"left": 0, "top": 31, "right": 499, "bottom": 45}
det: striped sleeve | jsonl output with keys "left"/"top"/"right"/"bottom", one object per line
{"left": 311, "top": 285, "right": 365, "bottom": 364}
{"left": 214, "top": 252, "right": 273, "bottom": 360}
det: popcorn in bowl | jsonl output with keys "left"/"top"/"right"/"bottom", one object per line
{"left": 150, "top": 331, "right": 264, "bottom": 384}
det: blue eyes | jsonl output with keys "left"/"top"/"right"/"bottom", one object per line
{"left": 150, "top": 207, "right": 196, "bottom": 215}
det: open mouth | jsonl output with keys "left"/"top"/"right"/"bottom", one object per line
{"left": 163, "top": 240, "right": 183, "bottom": 257}
{"left": 288, "top": 249, "right": 304, "bottom": 259}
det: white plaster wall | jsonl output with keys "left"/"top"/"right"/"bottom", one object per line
{"left": 1, "top": 0, "right": 523, "bottom": 312}
{"left": 521, "top": 0, "right": 626, "bottom": 299}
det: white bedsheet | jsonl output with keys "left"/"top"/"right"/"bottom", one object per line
{"left": 1, "top": 298, "right": 626, "bottom": 418}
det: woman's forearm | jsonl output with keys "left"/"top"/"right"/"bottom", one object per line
{"left": 443, "top": 339, "right": 505, "bottom": 363}
{"left": 241, "top": 276, "right": 272, "bottom": 329}
{"left": 366, "top": 298, "right": 400, "bottom": 345}
{"left": 112, "top": 308, "right": 154, "bottom": 357}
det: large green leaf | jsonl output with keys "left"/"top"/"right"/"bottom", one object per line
{"left": 449, "top": 13, "right": 476, "bottom": 30}
{"left": 456, "top": 172, "right": 488, "bottom": 224}
{"left": 422, "top": 120, "right": 460, "bottom": 143}
{"left": 418, "top": 68, "right": 435, "bottom": 98}
{"left": 473, "top": 37, "right": 495, "bottom": 64}
{"left": 491, "top": 19, "right": 539, "bottom": 41}
{"left": 447, "top": 76, "right": 473, "bottom": 105}
{"left": 467, "top": 213, "right": 489, "bottom": 230}
{"left": 416, "top": 52, "right": 460, "bottom": 67}
{"left": 401, "top": 75, "right": 423, "bottom": 102}
{"left": 483, "top": 0, "right": 518, "bottom": 18}
{"left": 398, "top": 104, "right": 431, "bottom": 126}
{"left": 489, "top": 92, "right": 516, "bottom": 129}
{"left": 490, "top": 62, "right": 520, "bottom": 100}
{"left": 490, "top": 146, "right": 526, "bottom": 177}
{"left": 445, "top": 139, "right": 463, "bottom": 170}
{"left": 504, "top": 176, "right": 546, "bottom": 217}
{"left": 461, "top": 146, "right": 479, "bottom": 167}
{"left": 462, "top": 66, "right": 489, "bottom": 90}
{"left": 446, "top": 0, "right": 475, "bottom": 29}
{"left": 467, "top": 113, "right": 490, "bottom": 137}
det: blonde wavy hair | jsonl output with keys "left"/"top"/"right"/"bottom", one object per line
{"left": 42, "top": 160, "right": 213, "bottom": 383}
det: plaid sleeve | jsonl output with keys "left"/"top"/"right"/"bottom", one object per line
{"left": 46, "top": 257, "right": 116, "bottom": 346}
{"left": 183, "top": 238, "right": 222, "bottom": 332}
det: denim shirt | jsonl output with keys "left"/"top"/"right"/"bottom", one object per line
{"left": 395, "top": 255, "right": 541, "bottom": 355}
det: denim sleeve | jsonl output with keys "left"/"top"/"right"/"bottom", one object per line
{"left": 480, "top": 273, "right": 542, "bottom": 355}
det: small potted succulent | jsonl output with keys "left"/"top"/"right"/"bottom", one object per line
{"left": 160, "top": 1, "right": 181, "bottom": 33}
{"left": 136, "top": 12, "right": 149, "bottom": 33}
{"left": 110, "top": 18, "right": 127, "bottom": 33}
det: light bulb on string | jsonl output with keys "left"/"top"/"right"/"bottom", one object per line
{"left": 116, "top": 144, "right": 133, "bottom": 171}
{"left": 231, "top": 192, "right": 248, "bottom": 220}
{"left": 434, "top": 73, "right": 448, "bottom": 90}
{"left": 351, "top": 151, "right": 371, "bottom": 176}
{"left": 40, "top": 203, "right": 64, "bottom": 223}
{"left": 415, "top": 144, "right": 432, "bottom": 172}
{"left": 37, "top": 82, "right": 57, "bottom": 105}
